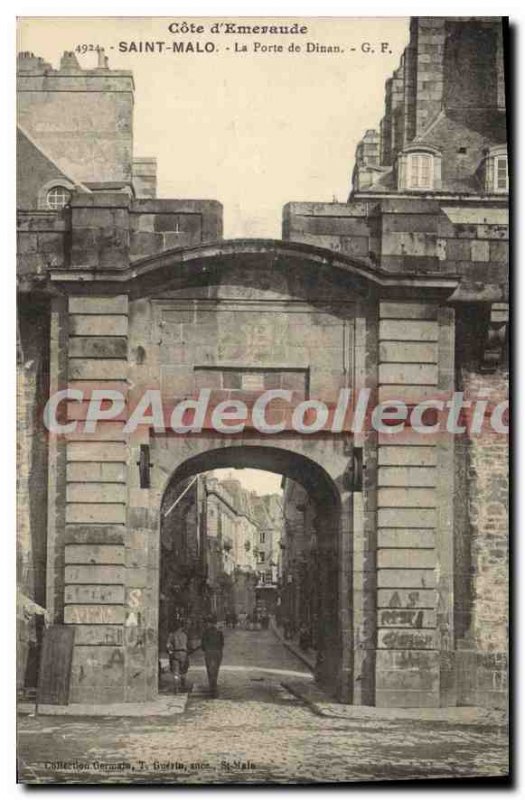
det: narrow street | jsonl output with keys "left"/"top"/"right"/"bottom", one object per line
{"left": 156, "top": 625, "right": 313, "bottom": 702}
{"left": 183, "top": 625, "right": 312, "bottom": 701}
{"left": 17, "top": 628, "right": 508, "bottom": 785}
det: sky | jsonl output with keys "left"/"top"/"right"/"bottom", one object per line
{"left": 17, "top": 16, "right": 410, "bottom": 238}
{"left": 211, "top": 468, "right": 283, "bottom": 495}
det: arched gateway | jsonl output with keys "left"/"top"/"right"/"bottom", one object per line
{"left": 157, "top": 444, "right": 345, "bottom": 695}
{"left": 47, "top": 239, "right": 458, "bottom": 707}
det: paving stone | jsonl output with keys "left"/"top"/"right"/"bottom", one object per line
{"left": 17, "top": 629, "right": 508, "bottom": 785}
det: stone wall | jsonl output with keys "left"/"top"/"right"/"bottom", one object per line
{"left": 374, "top": 302, "right": 454, "bottom": 707}
{"left": 18, "top": 196, "right": 508, "bottom": 706}
{"left": 17, "top": 299, "right": 50, "bottom": 689}
{"left": 132, "top": 158, "right": 157, "bottom": 200}
{"left": 17, "top": 129, "right": 76, "bottom": 210}
{"left": 376, "top": 18, "right": 505, "bottom": 160}
{"left": 159, "top": 479, "right": 201, "bottom": 648}
{"left": 283, "top": 198, "right": 509, "bottom": 298}
{"left": 282, "top": 202, "right": 373, "bottom": 260}
{"left": 17, "top": 55, "right": 134, "bottom": 185}
{"left": 18, "top": 194, "right": 224, "bottom": 283}
{"left": 48, "top": 258, "right": 356, "bottom": 702}
{"left": 454, "top": 361, "right": 508, "bottom": 708}
{"left": 443, "top": 19, "right": 504, "bottom": 113}
{"left": 285, "top": 200, "right": 508, "bottom": 708}
{"left": 17, "top": 212, "right": 67, "bottom": 292}
{"left": 61, "top": 294, "right": 130, "bottom": 703}
{"left": 17, "top": 300, "right": 50, "bottom": 607}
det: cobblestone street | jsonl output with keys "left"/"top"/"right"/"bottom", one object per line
{"left": 17, "top": 629, "right": 509, "bottom": 785}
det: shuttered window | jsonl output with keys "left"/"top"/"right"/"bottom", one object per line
{"left": 407, "top": 153, "right": 434, "bottom": 189}
{"left": 495, "top": 155, "right": 508, "bottom": 192}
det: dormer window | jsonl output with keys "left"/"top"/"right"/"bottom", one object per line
{"left": 46, "top": 185, "right": 71, "bottom": 210}
{"left": 38, "top": 179, "right": 76, "bottom": 211}
{"left": 408, "top": 153, "right": 433, "bottom": 189}
{"left": 482, "top": 146, "right": 509, "bottom": 194}
{"left": 396, "top": 146, "right": 441, "bottom": 192}
{"left": 494, "top": 154, "right": 508, "bottom": 193}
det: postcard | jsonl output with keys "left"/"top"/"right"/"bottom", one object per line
{"left": 16, "top": 15, "right": 509, "bottom": 784}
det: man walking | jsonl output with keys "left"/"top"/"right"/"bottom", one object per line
{"left": 166, "top": 620, "right": 189, "bottom": 693}
{"left": 201, "top": 615, "right": 224, "bottom": 697}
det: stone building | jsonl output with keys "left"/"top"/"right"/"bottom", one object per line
{"left": 17, "top": 16, "right": 508, "bottom": 707}
{"left": 159, "top": 473, "right": 264, "bottom": 644}
{"left": 159, "top": 476, "right": 203, "bottom": 649}
{"left": 250, "top": 493, "right": 282, "bottom": 612}
{"left": 356, "top": 16, "right": 509, "bottom": 710}
{"left": 202, "top": 478, "right": 284, "bottom": 618}
{"left": 282, "top": 16, "right": 509, "bottom": 707}
{"left": 205, "top": 476, "right": 258, "bottom": 619}
{"left": 280, "top": 479, "right": 316, "bottom": 635}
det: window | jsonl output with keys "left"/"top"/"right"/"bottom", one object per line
{"left": 260, "top": 532, "right": 266, "bottom": 544}
{"left": 46, "top": 186, "right": 71, "bottom": 210}
{"left": 494, "top": 155, "right": 508, "bottom": 193}
{"left": 408, "top": 153, "right": 433, "bottom": 190}
{"left": 482, "top": 147, "right": 508, "bottom": 194}
{"left": 397, "top": 148, "right": 441, "bottom": 192}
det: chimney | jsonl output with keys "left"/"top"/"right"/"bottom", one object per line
{"left": 59, "top": 51, "right": 81, "bottom": 71}
{"left": 97, "top": 47, "right": 109, "bottom": 69}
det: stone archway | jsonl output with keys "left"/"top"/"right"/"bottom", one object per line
{"left": 51, "top": 238, "right": 457, "bottom": 707}
{"left": 153, "top": 443, "right": 347, "bottom": 697}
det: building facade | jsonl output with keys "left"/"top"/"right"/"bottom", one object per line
{"left": 159, "top": 473, "right": 281, "bottom": 646}
{"left": 249, "top": 493, "right": 281, "bottom": 612}
{"left": 17, "top": 17, "right": 508, "bottom": 708}
{"left": 281, "top": 16, "right": 508, "bottom": 707}
{"left": 205, "top": 476, "right": 258, "bottom": 620}
{"left": 159, "top": 476, "right": 204, "bottom": 649}
{"left": 280, "top": 479, "right": 317, "bottom": 639}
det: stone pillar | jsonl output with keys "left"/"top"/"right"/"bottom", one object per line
{"left": 374, "top": 301, "right": 445, "bottom": 707}
{"left": 435, "top": 307, "right": 456, "bottom": 705}
{"left": 46, "top": 296, "right": 69, "bottom": 623}
{"left": 70, "top": 195, "right": 130, "bottom": 270}
{"left": 123, "top": 296, "right": 163, "bottom": 701}
{"left": 62, "top": 294, "right": 129, "bottom": 703}
{"left": 352, "top": 306, "right": 378, "bottom": 705}
{"left": 337, "top": 488, "right": 353, "bottom": 703}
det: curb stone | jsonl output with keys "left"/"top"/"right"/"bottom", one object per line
{"left": 281, "top": 680, "right": 509, "bottom": 727}
{"left": 269, "top": 620, "right": 316, "bottom": 673}
{"left": 17, "top": 693, "right": 189, "bottom": 718}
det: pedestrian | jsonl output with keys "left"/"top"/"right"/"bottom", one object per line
{"left": 299, "top": 622, "right": 311, "bottom": 652}
{"left": 166, "top": 620, "right": 189, "bottom": 693}
{"left": 201, "top": 615, "right": 224, "bottom": 697}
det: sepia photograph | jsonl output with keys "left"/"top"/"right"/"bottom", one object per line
{"left": 15, "top": 13, "right": 509, "bottom": 785}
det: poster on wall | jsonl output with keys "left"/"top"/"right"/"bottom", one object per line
{"left": 16, "top": 15, "right": 509, "bottom": 785}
